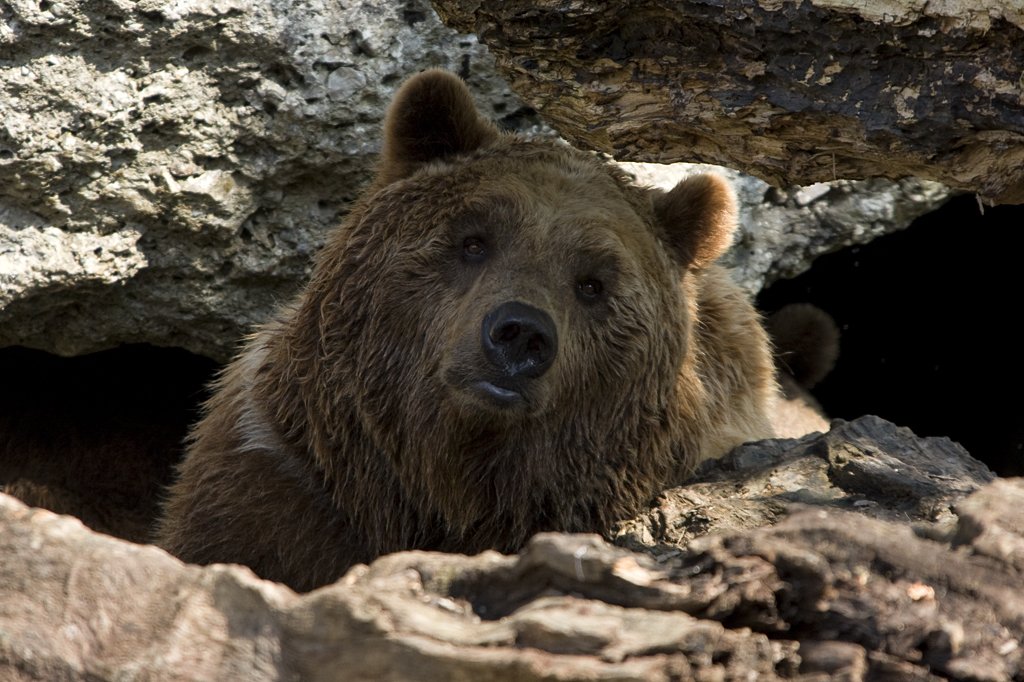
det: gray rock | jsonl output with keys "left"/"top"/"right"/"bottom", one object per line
{"left": 0, "top": 0, "right": 537, "bottom": 361}
{"left": 0, "top": 0, "right": 951, "bottom": 361}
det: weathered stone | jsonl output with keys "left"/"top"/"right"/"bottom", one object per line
{"left": 1, "top": 446, "right": 1021, "bottom": 680}
{"left": 953, "top": 478, "right": 1024, "bottom": 574}
{"left": 0, "top": 0, "right": 540, "bottom": 362}
{"left": 620, "top": 162, "right": 949, "bottom": 294}
{"left": 0, "top": 1, "right": 954, "bottom": 360}
{"left": 0, "top": 495, "right": 792, "bottom": 681}
{"left": 433, "top": 0, "right": 1024, "bottom": 204}
{"left": 614, "top": 416, "right": 995, "bottom": 555}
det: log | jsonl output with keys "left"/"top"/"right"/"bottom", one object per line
{"left": 434, "top": 0, "right": 1024, "bottom": 204}
{"left": 2, "top": 417, "right": 1020, "bottom": 680}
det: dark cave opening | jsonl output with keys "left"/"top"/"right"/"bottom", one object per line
{"left": 758, "top": 194, "right": 1023, "bottom": 477}
{"left": 0, "top": 344, "right": 219, "bottom": 542}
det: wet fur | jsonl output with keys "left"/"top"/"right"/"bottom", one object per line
{"left": 156, "top": 71, "right": 777, "bottom": 591}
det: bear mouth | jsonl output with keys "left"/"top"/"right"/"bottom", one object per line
{"left": 470, "top": 379, "right": 526, "bottom": 408}
{"left": 443, "top": 363, "right": 541, "bottom": 414}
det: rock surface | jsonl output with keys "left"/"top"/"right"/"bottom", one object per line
{"left": 0, "top": 2, "right": 949, "bottom": 360}
{"left": 621, "top": 163, "right": 948, "bottom": 295}
{"left": 0, "top": 0, "right": 536, "bottom": 361}
{"left": 615, "top": 416, "right": 995, "bottom": 555}
{"left": 434, "top": 0, "right": 1024, "bottom": 204}
{"left": 3, "top": 417, "right": 1019, "bottom": 681}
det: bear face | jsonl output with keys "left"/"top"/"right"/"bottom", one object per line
{"left": 157, "top": 70, "right": 774, "bottom": 591}
{"left": 307, "top": 156, "right": 687, "bottom": 534}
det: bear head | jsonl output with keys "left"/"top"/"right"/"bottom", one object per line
{"left": 276, "top": 70, "right": 740, "bottom": 547}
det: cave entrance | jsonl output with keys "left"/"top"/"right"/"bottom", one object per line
{"left": 759, "top": 194, "right": 1024, "bottom": 477}
{"left": 0, "top": 345, "right": 219, "bottom": 542}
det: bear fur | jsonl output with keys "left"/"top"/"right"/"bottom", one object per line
{"left": 156, "top": 70, "right": 777, "bottom": 591}
{"left": 767, "top": 303, "right": 840, "bottom": 438}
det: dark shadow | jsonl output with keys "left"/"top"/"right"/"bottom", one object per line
{"left": 759, "top": 195, "right": 1024, "bottom": 477}
{"left": 0, "top": 344, "right": 219, "bottom": 542}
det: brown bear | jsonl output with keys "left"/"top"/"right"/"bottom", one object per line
{"left": 766, "top": 303, "right": 840, "bottom": 438}
{"left": 155, "top": 70, "right": 777, "bottom": 591}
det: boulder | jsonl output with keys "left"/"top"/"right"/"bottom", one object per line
{"left": 0, "top": 0, "right": 535, "bottom": 361}
{"left": 434, "top": 0, "right": 1024, "bottom": 204}
{"left": 615, "top": 416, "right": 995, "bottom": 555}
{"left": 0, "top": 2, "right": 950, "bottom": 360}
{"left": 2, "top": 417, "right": 1019, "bottom": 681}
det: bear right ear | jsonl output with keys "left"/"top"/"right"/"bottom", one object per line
{"left": 378, "top": 69, "right": 500, "bottom": 185}
{"left": 652, "top": 173, "right": 738, "bottom": 270}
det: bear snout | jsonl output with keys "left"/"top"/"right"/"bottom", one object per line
{"left": 481, "top": 301, "right": 558, "bottom": 382}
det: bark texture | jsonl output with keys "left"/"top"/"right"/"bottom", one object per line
{"left": 2, "top": 417, "right": 1020, "bottom": 681}
{"left": 434, "top": 0, "right": 1024, "bottom": 204}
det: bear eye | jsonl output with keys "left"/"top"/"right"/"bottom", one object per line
{"left": 576, "top": 278, "right": 604, "bottom": 302}
{"left": 463, "top": 236, "right": 486, "bottom": 261}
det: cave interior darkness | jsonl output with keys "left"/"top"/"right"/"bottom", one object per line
{"left": 759, "top": 193, "right": 1023, "bottom": 477}
{"left": 0, "top": 344, "right": 218, "bottom": 541}
{"left": 0, "top": 193, "right": 1020, "bottom": 542}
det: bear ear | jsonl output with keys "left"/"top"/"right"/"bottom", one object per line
{"left": 652, "top": 173, "right": 738, "bottom": 269}
{"left": 378, "top": 69, "right": 500, "bottom": 185}
{"left": 766, "top": 303, "right": 840, "bottom": 389}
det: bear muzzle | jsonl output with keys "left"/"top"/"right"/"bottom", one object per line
{"left": 472, "top": 301, "right": 558, "bottom": 407}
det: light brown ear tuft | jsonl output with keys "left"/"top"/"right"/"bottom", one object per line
{"left": 653, "top": 173, "right": 738, "bottom": 269}
{"left": 378, "top": 69, "right": 499, "bottom": 185}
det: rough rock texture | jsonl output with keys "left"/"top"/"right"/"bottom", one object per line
{"left": 615, "top": 415, "right": 995, "bottom": 555}
{"left": 0, "top": 2, "right": 951, "bottom": 360}
{"left": 434, "top": 0, "right": 1024, "bottom": 204}
{"left": 0, "top": 0, "right": 536, "bottom": 361}
{"left": 3, "top": 417, "right": 1019, "bottom": 681}
{"left": 621, "top": 163, "right": 948, "bottom": 294}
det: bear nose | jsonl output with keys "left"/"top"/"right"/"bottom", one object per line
{"left": 481, "top": 302, "right": 558, "bottom": 379}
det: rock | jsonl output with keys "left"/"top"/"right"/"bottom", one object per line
{"left": 0, "top": 494, "right": 792, "bottom": 681}
{"left": 433, "top": 0, "right": 1024, "bottom": 204}
{"left": 953, "top": 478, "right": 1024, "bottom": 574}
{"left": 0, "top": 0, "right": 540, "bottom": 362}
{"left": 2, "top": 417, "right": 1019, "bottom": 681}
{"left": 674, "top": 501, "right": 1024, "bottom": 680}
{"left": 615, "top": 416, "right": 995, "bottom": 554}
{"left": 619, "top": 162, "right": 949, "bottom": 294}
{"left": 0, "top": 1, "right": 954, "bottom": 360}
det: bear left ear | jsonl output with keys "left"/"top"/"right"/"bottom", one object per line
{"left": 652, "top": 173, "right": 738, "bottom": 269}
{"left": 378, "top": 69, "right": 500, "bottom": 185}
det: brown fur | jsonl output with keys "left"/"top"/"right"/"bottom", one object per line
{"left": 767, "top": 304, "right": 841, "bottom": 438}
{"left": 156, "top": 70, "right": 776, "bottom": 591}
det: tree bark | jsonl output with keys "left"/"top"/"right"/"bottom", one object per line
{"left": 434, "top": 0, "right": 1024, "bottom": 204}
{"left": 3, "top": 418, "right": 1021, "bottom": 680}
